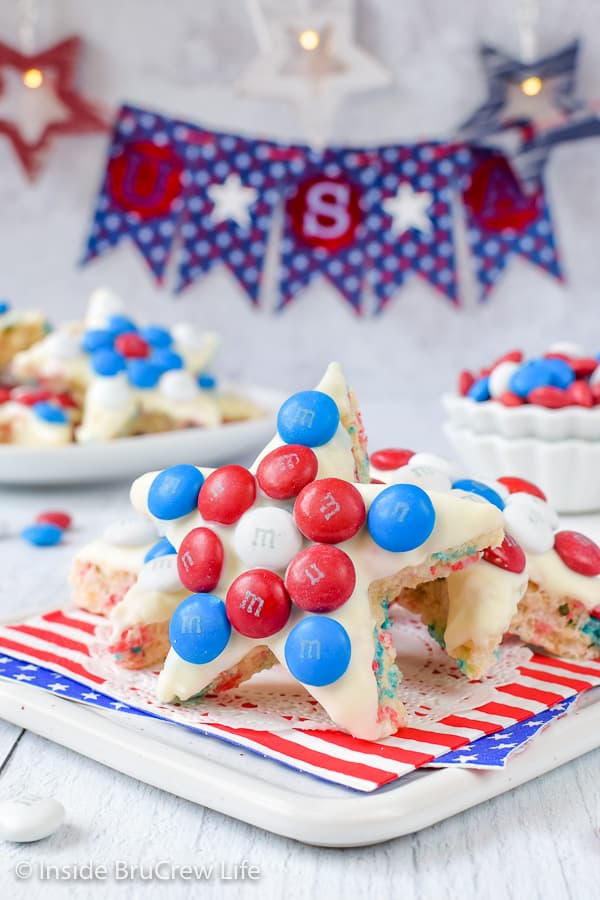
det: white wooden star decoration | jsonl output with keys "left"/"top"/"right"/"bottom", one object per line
{"left": 382, "top": 183, "right": 434, "bottom": 236}
{"left": 238, "top": 0, "right": 391, "bottom": 146}
{"left": 207, "top": 173, "right": 258, "bottom": 229}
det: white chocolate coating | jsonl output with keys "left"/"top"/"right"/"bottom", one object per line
{"left": 527, "top": 550, "right": 600, "bottom": 610}
{"left": 0, "top": 402, "right": 71, "bottom": 446}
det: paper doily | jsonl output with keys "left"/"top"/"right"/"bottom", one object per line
{"left": 89, "top": 612, "right": 532, "bottom": 732}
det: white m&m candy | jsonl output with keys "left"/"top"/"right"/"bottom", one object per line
{"left": 103, "top": 516, "right": 158, "bottom": 548}
{"left": 87, "top": 375, "right": 134, "bottom": 410}
{"left": 234, "top": 507, "right": 302, "bottom": 570}
{"left": 408, "top": 453, "right": 459, "bottom": 481}
{"left": 0, "top": 795, "right": 65, "bottom": 843}
{"left": 159, "top": 370, "right": 199, "bottom": 403}
{"left": 398, "top": 464, "right": 452, "bottom": 493}
{"left": 137, "top": 554, "right": 183, "bottom": 593}
{"left": 547, "top": 341, "right": 585, "bottom": 359}
{"left": 489, "top": 361, "right": 520, "bottom": 399}
{"left": 503, "top": 494, "right": 555, "bottom": 555}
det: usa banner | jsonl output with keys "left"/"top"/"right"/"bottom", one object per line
{"left": 82, "top": 105, "right": 565, "bottom": 312}
{"left": 463, "top": 150, "right": 563, "bottom": 300}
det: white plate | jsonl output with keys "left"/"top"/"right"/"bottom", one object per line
{"left": 0, "top": 677, "right": 598, "bottom": 847}
{"left": 0, "top": 385, "right": 283, "bottom": 485}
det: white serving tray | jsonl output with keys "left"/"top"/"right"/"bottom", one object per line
{"left": 0, "top": 677, "right": 598, "bottom": 847}
{"left": 0, "top": 384, "right": 283, "bottom": 485}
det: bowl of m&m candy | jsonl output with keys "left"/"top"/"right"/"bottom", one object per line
{"left": 442, "top": 342, "right": 600, "bottom": 513}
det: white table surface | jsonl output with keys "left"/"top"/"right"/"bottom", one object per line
{"left": 0, "top": 474, "right": 599, "bottom": 900}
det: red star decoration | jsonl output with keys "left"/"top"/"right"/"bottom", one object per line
{"left": 0, "top": 35, "right": 108, "bottom": 179}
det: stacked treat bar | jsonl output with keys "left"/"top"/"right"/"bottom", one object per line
{"left": 0, "top": 288, "right": 263, "bottom": 445}
{"left": 69, "top": 363, "right": 600, "bottom": 741}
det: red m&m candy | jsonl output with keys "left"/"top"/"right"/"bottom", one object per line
{"left": 226, "top": 569, "right": 291, "bottom": 639}
{"left": 114, "top": 333, "right": 150, "bottom": 359}
{"left": 370, "top": 448, "right": 414, "bottom": 471}
{"left": 197, "top": 466, "right": 256, "bottom": 525}
{"left": 569, "top": 357, "right": 598, "bottom": 379}
{"left": 497, "top": 476, "right": 547, "bottom": 501}
{"left": 492, "top": 350, "right": 524, "bottom": 367}
{"left": 483, "top": 534, "right": 526, "bottom": 574}
{"left": 458, "top": 371, "right": 475, "bottom": 397}
{"left": 0, "top": 387, "right": 12, "bottom": 404}
{"left": 294, "top": 478, "right": 366, "bottom": 544}
{"left": 527, "top": 386, "right": 568, "bottom": 408}
{"left": 177, "top": 527, "right": 224, "bottom": 592}
{"left": 498, "top": 392, "right": 524, "bottom": 407}
{"left": 285, "top": 545, "right": 356, "bottom": 613}
{"left": 12, "top": 387, "right": 53, "bottom": 406}
{"left": 256, "top": 444, "right": 318, "bottom": 500}
{"left": 554, "top": 531, "right": 600, "bottom": 577}
{"left": 565, "top": 380, "right": 594, "bottom": 408}
{"left": 35, "top": 510, "right": 72, "bottom": 531}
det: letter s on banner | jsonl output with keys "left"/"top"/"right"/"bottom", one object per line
{"left": 288, "top": 175, "right": 362, "bottom": 252}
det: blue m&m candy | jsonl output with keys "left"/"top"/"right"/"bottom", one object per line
{"left": 32, "top": 402, "right": 68, "bottom": 425}
{"left": 284, "top": 616, "right": 351, "bottom": 686}
{"left": 467, "top": 376, "right": 490, "bottom": 402}
{"left": 21, "top": 523, "right": 63, "bottom": 547}
{"left": 144, "top": 537, "right": 177, "bottom": 564}
{"left": 367, "top": 484, "right": 436, "bottom": 552}
{"left": 152, "top": 348, "right": 184, "bottom": 373}
{"left": 148, "top": 464, "right": 204, "bottom": 520}
{"left": 169, "top": 593, "right": 231, "bottom": 664}
{"left": 544, "top": 357, "right": 575, "bottom": 390}
{"left": 91, "top": 349, "right": 126, "bottom": 377}
{"left": 277, "top": 391, "right": 340, "bottom": 448}
{"left": 452, "top": 478, "right": 505, "bottom": 510}
{"left": 107, "top": 314, "right": 138, "bottom": 336}
{"left": 81, "top": 329, "right": 114, "bottom": 353}
{"left": 198, "top": 373, "right": 217, "bottom": 390}
{"left": 127, "top": 359, "right": 161, "bottom": 389}
{"left": 141, "top": 325, "right": 172, "bottom": 348}
{"left": 0, "top": 300, "right": 12, "bottom": 315}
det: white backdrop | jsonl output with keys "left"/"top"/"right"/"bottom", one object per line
{"left": 1, "top": 0, "right": 600, "bottom": 453}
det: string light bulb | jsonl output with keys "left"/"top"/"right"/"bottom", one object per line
{"left": 298, "top": 29, "right": 320, "bottom": 51}
{"left": 22, "top": 67, "right": 43, "bottom": 89}
{"left": 520, "top": 75, "right": 542, "bottom": 97}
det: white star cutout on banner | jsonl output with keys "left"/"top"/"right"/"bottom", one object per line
{"left": 382, "top": 183, "right": 434, "bottom": 235}
{"left": 207, "top": 173, "right": 258, "bottom": 229}
{"left": 238, "top": 0, "right": 391, "bottom": 146}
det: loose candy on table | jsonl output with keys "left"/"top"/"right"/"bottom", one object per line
{"left": 285, "top": 544, "right": 356, "bottom": 613}
{"left": 284, "top": 616, "right": 352, "bottom": 687}
{"left": 367, "top": 484, "right": 436, "bottom": 552}
{"left": 169, "top": 593, "right": 231, "bottom": 664}
{"left": 103, "top": 516, "right": 158, "bottom": 547}
{"left": 21, "top": 523, "right": 63, "bottom": 547}
{"left": 35, "top": 511, "right": 72, "bottom": 531}
{"left": 553, "top": 531, "right": 600, "bottom": 577}
{"left": 177, "top": 527, "right": 224, "bottom": 592}
{"left": 0, "top": 795, "right": 65, "bottom": 843}
{"left": 451, "top": 478, "right": 505, "bottom": 511}
{"left": 144, "top": 536, "right": 176, "bottom": 563}
{"left": 198, "top": 466, "right": 257, "bottom": 525}
{"left": 256, "top": 444, "right": 318, "bottom": 500}
{"left": 226, "top": 569, "right": 291, "bottom": 638}
{"left": 483, "top": 534, "right": 527, "bottom": 574}
{"left": 294, "top": 478, "right": 365, "bottom": 544}
{"left": 148, "top": 465, "right": 205, "bottom": 520}
{"left": 277, "top": 390, "right": 340, "bottom": 447}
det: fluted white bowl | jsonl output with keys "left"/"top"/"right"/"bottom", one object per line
{"left": 442, "top": 393, "right": 600, "bottom": 441}
{"left": 444, "top": 423, "right": 600, "bottom": 513}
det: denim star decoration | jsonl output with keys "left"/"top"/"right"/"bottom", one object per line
{"left": 458, "top": 41, "right": 600, "bottom": 187}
